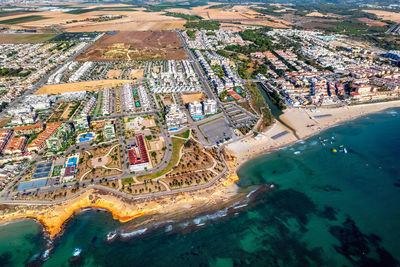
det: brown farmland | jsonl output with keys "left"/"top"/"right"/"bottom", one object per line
{"left": 76, "top": 31, "right": 187, "bottom": 61}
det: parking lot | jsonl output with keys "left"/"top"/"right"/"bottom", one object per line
{"left": 199, "top": 117, "right": 234, "bottom": 145}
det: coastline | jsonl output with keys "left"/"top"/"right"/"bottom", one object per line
{"left": 1, "top": 100, "right": 400, "bottom": 241}
{"left": 228, "top": 100, "right": 400, "bottom": 169}
{"left": 0, "top": 152, "right": 242, "bottom": 239}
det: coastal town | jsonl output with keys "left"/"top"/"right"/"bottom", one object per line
{"left": 0, "top": 1, "right": 399, "bottom": 257}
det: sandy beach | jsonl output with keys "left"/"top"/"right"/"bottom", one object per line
{"left": 228, "top": 100, "right": 400, "bottom": 166}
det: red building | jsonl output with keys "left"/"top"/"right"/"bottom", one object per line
{"left": 128, "top": 135, "right": 150, "bottom": 171}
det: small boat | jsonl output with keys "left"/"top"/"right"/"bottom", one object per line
{"left": 343, "top": 148, "right": 347, "bottom": 154}
{"left": 332, "top": 149, "right": 337, "bottom": 153}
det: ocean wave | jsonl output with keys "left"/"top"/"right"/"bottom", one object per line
{"left": 309, "top": 140, "right": 318, "bottom": 146}
{"left": 298, "top": 145, "right": 307, "bottom": 151}
{"left": 120, "top": 228, "right": 147, "bottom": 238}
{"left": 193, "top": 209, "right": 228, "bottom": 226}
{"left": 386, "top": 110, "right": 398, "bottom": 115}
{"left": 233, "top": 203, "right": 248, "bottom": 210}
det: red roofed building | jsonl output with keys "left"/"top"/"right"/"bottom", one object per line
{"left": 128, "top": 135, "right": 150, "bottom": 172}
{"left": 0, "top": 129, "right": 13, "bottom": 154}
{"left": 4, "top": 136, "right": 27, "bottom": 155}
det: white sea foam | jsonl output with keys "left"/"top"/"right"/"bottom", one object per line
{"left": 73, "top": 248, "right": 82, "bottom": 257}
{"left": 193, "top": 209, "right": 228, "bottom": 226}
{"left": 106, "top": 231, "right": 117, "bottom": 241}
{"left": 294, "top": 151, "right": 301, "bottom": 155}
{"left": 309, "top": 140, "right": 318, "bottom": 146}
{"left": 233, "top": 203, "right": 248, "bottom": 210}
{"left": 120, "top": 228, "right": 147, "bottom": 238}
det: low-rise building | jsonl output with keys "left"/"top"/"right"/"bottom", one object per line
{"left": 165, "top": 104, "right": 187, "bottom": 130}
{"left": 103, "top": 121, "right": 116, "bottom": 140}
{"left": 203, "top": 99, "right": 217, "bottom": 115}
{"left": 128, "top": 134, "right": 150, "bottom": 172}
{"left": 46, "top": 123, "right": 73, "bottom": 152}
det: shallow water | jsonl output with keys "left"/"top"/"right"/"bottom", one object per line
{"left": 0, "top": 108, "right": 400, "bottom": 267}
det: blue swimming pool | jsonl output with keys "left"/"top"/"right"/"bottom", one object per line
{"left": 66, "top": 157, "right": 77, "bottom": 167}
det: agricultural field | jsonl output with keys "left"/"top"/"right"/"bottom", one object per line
{"left": 76, "top": 31, "right": 187, "bottom": 61}
{"left": 35, "top": 80, "right": 132, "bottom": 95}
{"left": 0, "top": 33, "right": 57, "bottom": 44}
{"left": 363, "top": 10, "right": 400, "bottom": 23}
{"left": 0, "top": 15, "right": 48, "bottom": 24}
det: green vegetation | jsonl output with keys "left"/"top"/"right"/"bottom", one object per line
{"left": 207, "top": 4, "right": 233, "bottom": 9}
{"left": 65, "top": 6, "right": 136, "bottom": 14}
{"left": 175, "top": 129, "right": 190, "bottom": 139}
{"left": 247, "top": 83, "right": 274, "bottom": 127}
{"left": 0, "top": 102, "right": 8, "bottom": 113}
{"left": 52, "top": 165, "right": 62, "bottom": 177}
{"left": 270, "top": 91, "right": 286, "bottom": 111}
{"left": 122, "top": 177, "right": 135, "bottom": 185}
{"left": 164, "top": 12, "right": 202, "bottom": 21}
{"left": 0, "top": 33, "right": 56, "bottom": 44}
{"left": 139, "top": 137, "right": 186, "bottom": 180}
{"left": 0, "top": 67, "right": 32, "bottom": 77}
{"left": 186, "top": 30, "right": 196, "bottom": 39}
{"left": 185, "top": 20, "right": 220, "bottom": 30}
{"left": 0, "top": 15, "right": 48, "bottom": 24}
{"left": 211, "top": 65, "right": 225, "bottom": 78}
{"left": 143, "top": 1, "right": 207, "bottom": 12}
{"left": 226, "top": 29, "right": 273, "bottom": 54}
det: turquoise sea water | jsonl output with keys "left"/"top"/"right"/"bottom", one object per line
{"left": 1, "top": 108, "right": 400, "bottom": 267}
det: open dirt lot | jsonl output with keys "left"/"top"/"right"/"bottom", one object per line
{"left": 358, "top": 17, "right": 388, "bottom": 27}
{"left": 76, "top": 31, "right": 187, "bottom": 61}
{"left": 166, "top": 4, "right": 290, "bottom": 28}
{"left": 0, "top": 7, "right": 186, "bottom": 32}
{"left": 35, "top": 80, "right": 132, "bottom": 95}
{"left": 129, "top": 69, "right": 144, "bottom": 79}
{"left": 106, "top": 69, "right": 121, "bottom": 79}
{"left": 363, "top": 10, "right": 400, "bottom": 23}
{"left": 180, "top": 92, "right": 206, "bottom": 105}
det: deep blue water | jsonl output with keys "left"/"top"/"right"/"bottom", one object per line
{"left": 0, "top": 108, "right": 400, "bottom": 267}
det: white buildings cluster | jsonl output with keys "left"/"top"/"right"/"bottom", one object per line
{"left": 69, "top": 61, "right": 93, "bottom": 82}
{"left": 147, "top": 60, "right": 202, "bottom": 93}
{"left": 102, "top": 88, "right": 111, "bottom": 115}
{"left": 137, "top": 85, "right": 150, "bottom": 111}
{"left": 80, "top": 95, "right": 96, "bottom": 116}
{"left": 165, "top": 104, "right": 188, "bottom": 129}
{"left": 194, "top": 50, "right": 242, "bottom": 95}
{"left": 121, "top": 83, "right": 135, "bottom": 112}
{"left": 186, "top": 30, "right": 244, "bottom": 50}
{"left": 188, "top": 99, "right": 217, "bottom": 119}
{"left": 0, "top": 42, "right": 83, "bottom": 106}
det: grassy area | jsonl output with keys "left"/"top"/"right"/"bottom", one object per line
{"left": 0, "top": 15, "right": 48, "bottom": 24}
{"left": 65, "top": 7, "right": 137, "bottom": 14}
{"left": 139, "top": 137, "right": 186, "bottom": 180}
{"left": 185, "top": 20, "right": 220, "bottom": 30}
{"left": 0, "top": 33, "right": 57, "bottom": 44}
{"left": 122, "top": 177, "right": 135, "bottom": 185}
{"left": 164, "top": 12, "right": 202, "bottom": 21}
{"left": 175, "top": 129, "right": 190, "bottom": 139}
